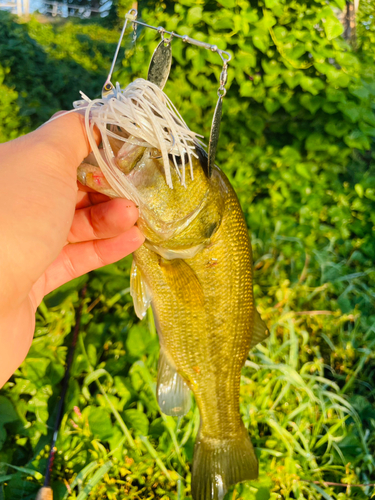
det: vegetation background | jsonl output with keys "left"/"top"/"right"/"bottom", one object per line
{"left": 1, "top": 0, "right": 375, "bottom": 498}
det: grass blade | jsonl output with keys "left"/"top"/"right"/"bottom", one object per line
{"left": 76, "top": 461, "right": 112, "bottom": 500}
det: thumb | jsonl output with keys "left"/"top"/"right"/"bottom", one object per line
{"left": 32, "top": 111, "right": 101, "bottom": 177}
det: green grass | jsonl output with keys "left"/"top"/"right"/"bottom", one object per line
{"left": 1, "top": 2, "right": 375, "bottom": 498}
{"left": 1, "top": 236, "right": 375, "bottom": 500}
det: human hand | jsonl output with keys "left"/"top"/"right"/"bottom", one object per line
{"left": 0, "top": 112, "right": 145, "bottom": 387}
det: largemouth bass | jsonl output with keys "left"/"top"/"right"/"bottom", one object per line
{"left": 76, "top": 80, "right": 268, "bottom": 500}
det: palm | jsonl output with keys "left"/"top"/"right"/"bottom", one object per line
{"left": 0, "top": 113, "right": 144, "bottom": 387}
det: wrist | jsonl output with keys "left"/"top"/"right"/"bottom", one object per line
{"left": 0, "top": 299, "right": 35, "bottom": 389}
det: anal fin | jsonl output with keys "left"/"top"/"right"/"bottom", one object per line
{"left": 130, "top": 260, "right": 152, "bottom": 320}
{"left": 157, "top": 347, "right": 191, "bottom": 417}
{"left": 250, "top": 308, "right": 269, "bottom": 350}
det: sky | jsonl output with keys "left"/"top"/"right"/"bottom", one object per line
{"left": 30, "top": 0, "right": 42, "bottom": 12}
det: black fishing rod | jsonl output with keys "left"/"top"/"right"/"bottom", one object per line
{"left": 36, "top": 285, "right": 87, "bottom": 500}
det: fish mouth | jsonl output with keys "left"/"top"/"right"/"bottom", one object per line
{"left": 116, "top": 146, "right": 211, "bottom": 241}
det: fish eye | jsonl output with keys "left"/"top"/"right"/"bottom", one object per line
{"left": 149, "top": 148, "right": 162, "bottom": 159}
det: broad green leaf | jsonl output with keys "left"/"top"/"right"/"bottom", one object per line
{"left": 187, "top": 6, "right": 203, "bottom": 24}
{"left": 299, "top": 77, "right": 325, "bottom": 95}
{"left": 0, "top": 397, "right": 19, "bottom": 450}
{"left": 300, "top": 94, "right": 323, "bottom": 114}
{"left": 87, "top": 407, "right": 114, "bottom": 441}
{"left": 0, "top": 397, "right": 18, "bottom": 425}
{"left": 122, "top": 409, "right": 149, "bottom": 436}
{"left": 323, "top": 14, "right": 344, "bottom": 40}
{"left": 264, "top": 98, "right": 280, "bottom": 114}
{"left": 239, "top": 81, "right": 254, "bottom": 97}
{"left": 21, "top": 358, "right": 50, "bottom": 382}
{"left": 126, "top": 323, "right": 151, "bottom": 357}
{"left": 362, "top": 108, "right": 375, "bottom": 126}
{"left": 332, "top": 0, "right": 346, "bottom": 9}
{"left": 280, "top": 146, "right": 301, "bottom": 163}
{"left": 211, "top": 16, "right": 234, "bottom": 30}
{"left": 284, "top": 43, "right": 306, "bottom": 61}
{"left": 264, "top": 73, "right": 282, "bottom": 87}
{"left": 217, "top": 0, "right": 236, "bottom": 7}
{"left": 345, "top": 131, "right": 371, "bottom": 150}
{"left": 355, "top": 184, "right": 364, "bottom": 198}
{"left": 114, "top": 376, "right": 132, "bottom": 404}
{"left": 324, "top": 121, "right": 350, "bottom": 138}
{"left": 296, "top": 163, "right": 312, "bottom": 180}
{"left": 322, "top": 102, "right": 338, "bottom": 114}
{"left": 249, "top": 85, "right": 266, "bottom": 103}
{"left": 264, "top": 0, "right": 279, "bottom": 7}
{"left": 359, "top": 121, "right": 375, "bottom": 137}
{"left": 326, "top": 87, "right": 347, "bottom": 103}
{"left": 149, "top": 418, "right": 165, "bottom": 438}
{"left": 248, "top": 115, "right": 266, "bottom": 135}
{"left": 349, "top": 84, "right": 369, "bottom": 100}
{"left": 305, "top": 133, "right": 328, "bottom": 151}
{"left": 283, "top": 70, "right": 301, "bottom": 89}
{"left": 256, "top": 487, "right": 271, "bottom": 500}
{"left": 252, "top": 31, "right": 269, "bottom": 53}
{"left": 262, "top": 59, "right": 281, "bottom": 75}
{"left": 338, "top": 101, "right": 361, "bottom": 122}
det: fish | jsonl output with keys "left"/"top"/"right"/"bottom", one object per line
{"left": 76, "top": 79, "right": 269, "bottom": 500}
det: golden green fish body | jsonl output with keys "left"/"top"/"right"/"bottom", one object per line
{"left": 135, "top": 164, "right": 253, "bottom": 426}
{"left": 131, "top": 155, "right": 261, "bottom": 499}
{"left": 79, "top": 147, "right": 265, "bottom": 499}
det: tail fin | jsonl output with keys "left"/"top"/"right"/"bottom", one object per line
{"left": 191, "top": 428, "right": 258, "bottom": 500}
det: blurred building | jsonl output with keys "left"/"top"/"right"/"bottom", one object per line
{"left": 0, "top": 0, "right": 29, "bottom": 14}
{"left": 41, "top": 0, "right": 101, "bottom": 17}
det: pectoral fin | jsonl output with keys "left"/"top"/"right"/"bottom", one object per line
{"left": 130, "top": 260, "right": 152, "bottom": 319}
{"left": 250, "top": 308, "right": 269, "bottom": 349}
{"left": 159, "top": 258, "right": 205, "bottom": 307}
{"left": 157, "top": 347, "right": 191, "bottom": 416}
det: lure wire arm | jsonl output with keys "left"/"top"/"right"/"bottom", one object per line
{"left": 102, "top": 8, "right": 232, "bottom": 176}
{"left": 125, "top": 12, "right": 232, "bottom": 64}
{"left": 102, "top": 7, "right": 138, "bottom": 97}
{"left": 106, "top": 8, "right": 231, "bottom": 99}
